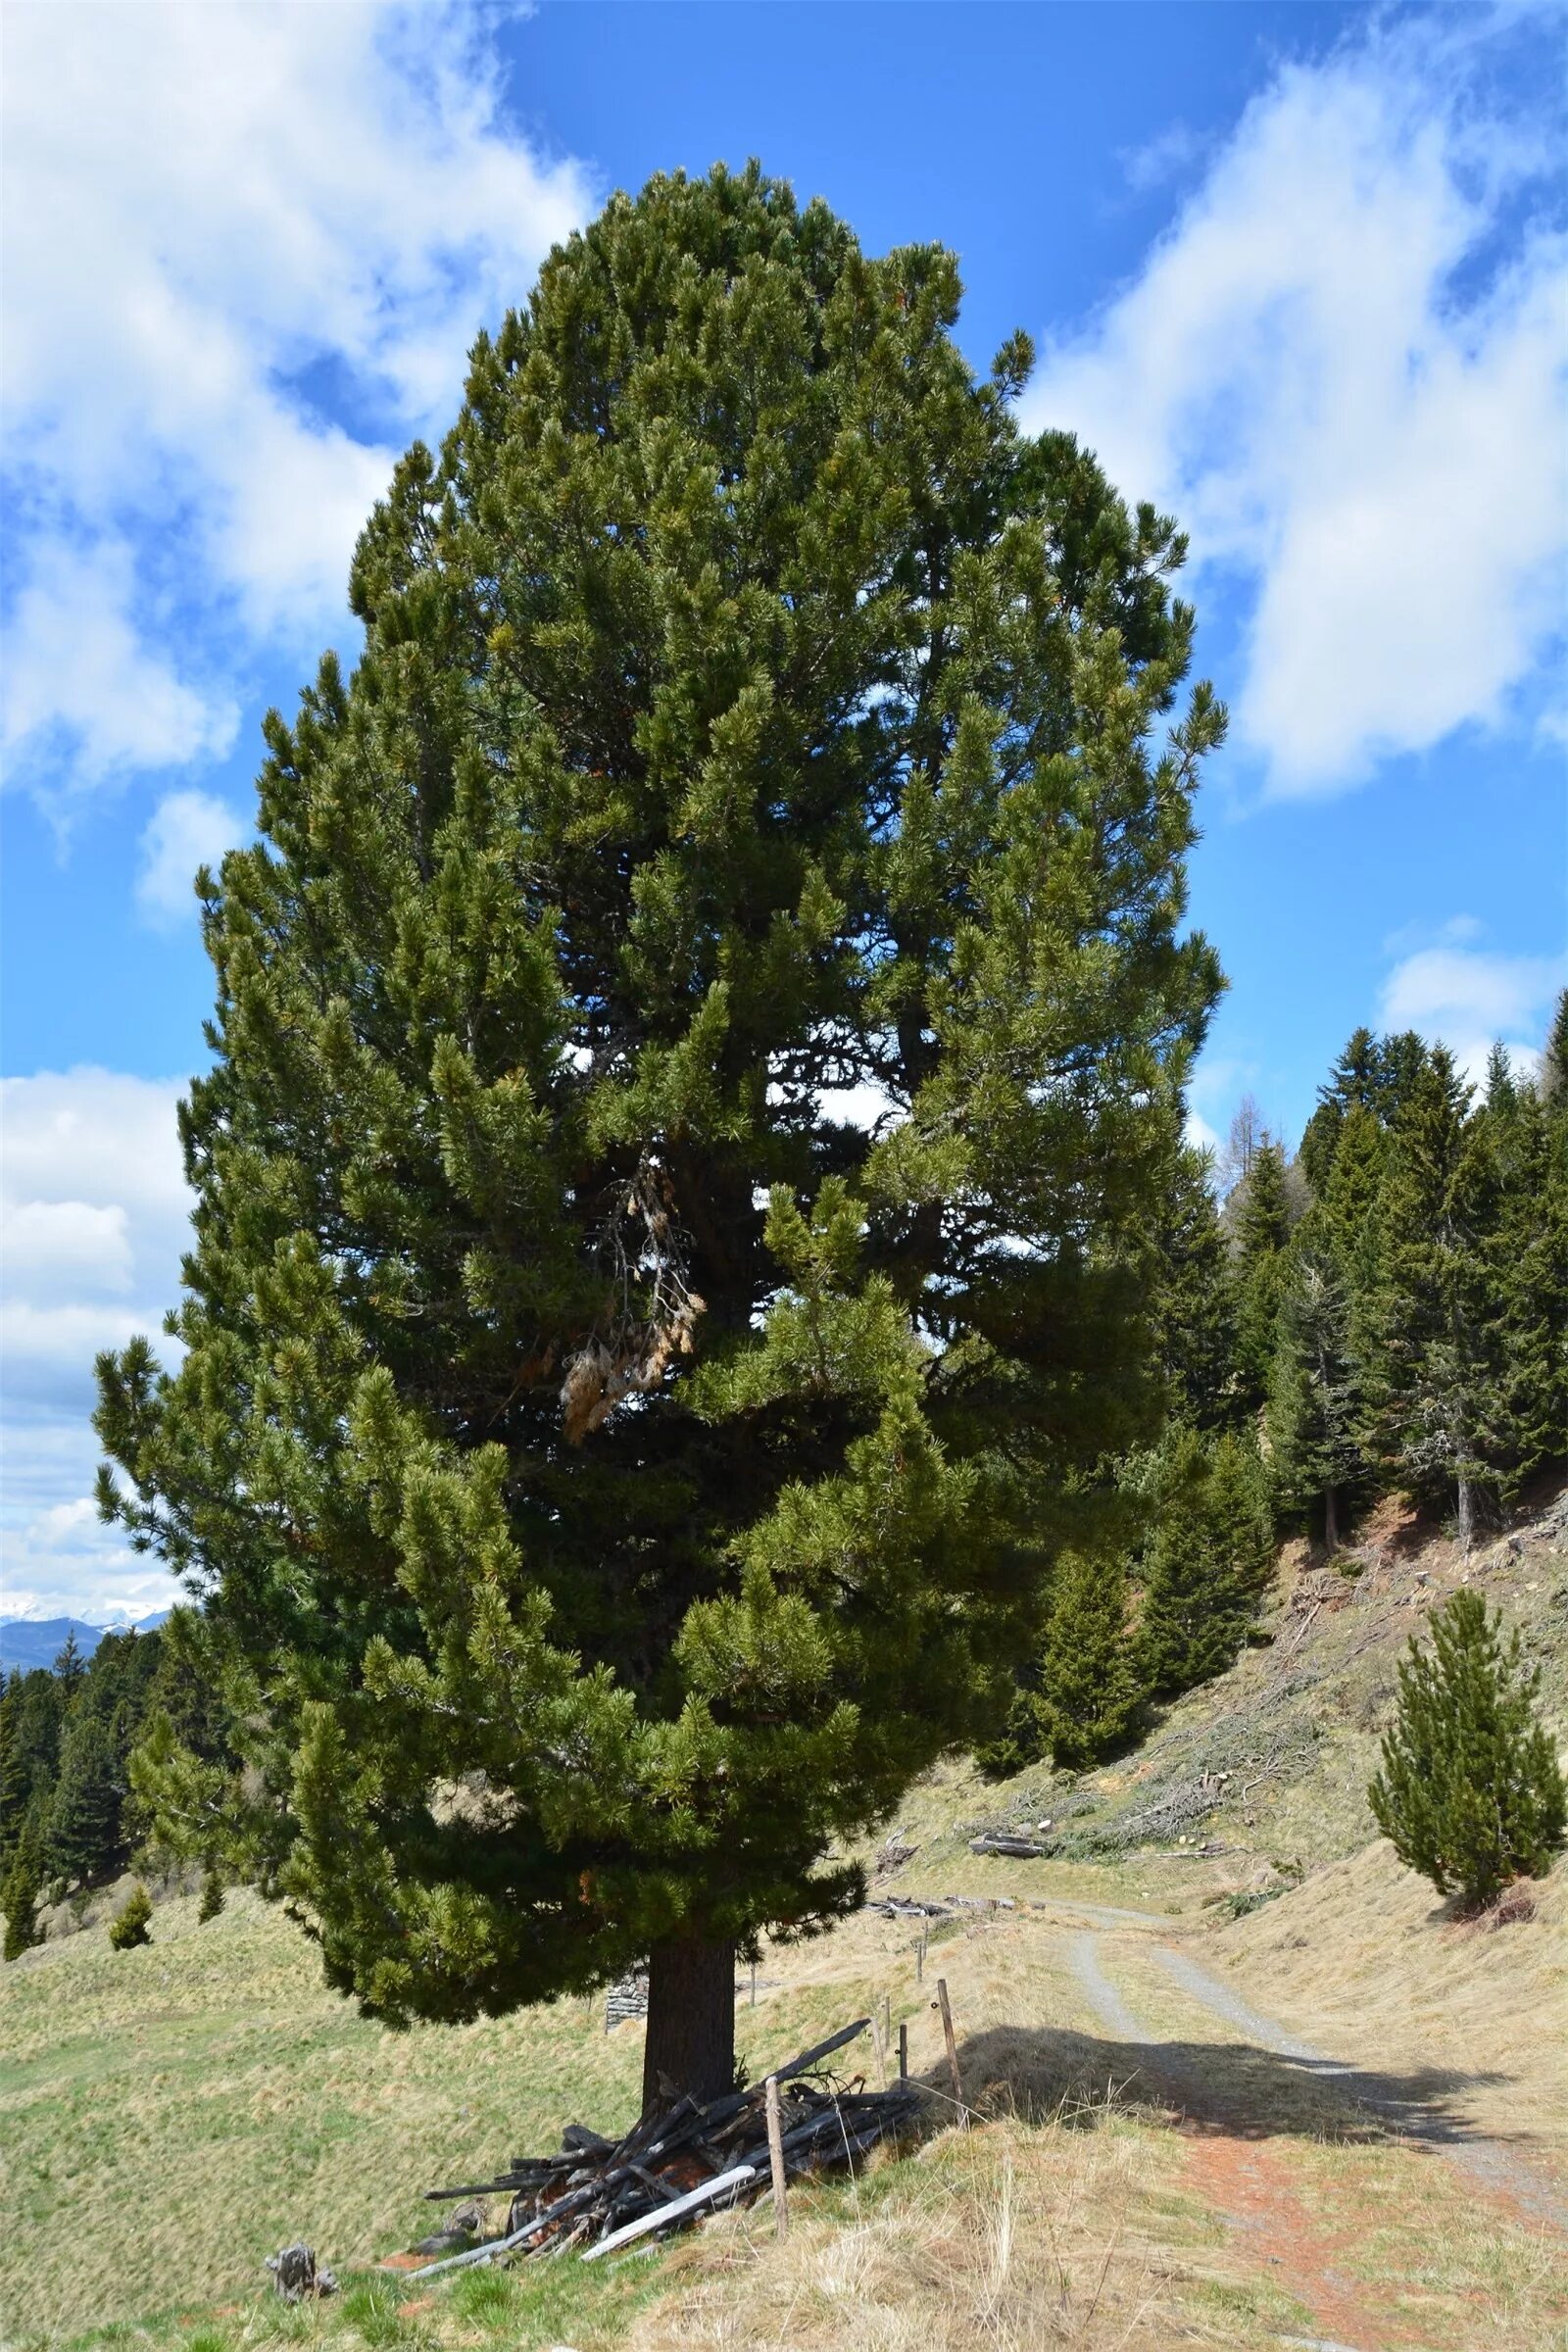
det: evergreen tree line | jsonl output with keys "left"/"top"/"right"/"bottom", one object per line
{"left": 990, "top": 1000, "right": 1568, "bottom": 1776}
{"left": 0, "top": 1618, "right": 236, "bottom": 1956}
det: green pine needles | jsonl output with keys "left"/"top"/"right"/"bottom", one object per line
{"left": 93, "top": 165, "right": 1224, "bottom": 2105}
{"left": 2, "top": 1825, "right": 44, "bottom": 1962}
{"left": 108, "top": 1883, "right": 154, "bottom": 1951}
{"left": 1369, "top": 1590, "right": 1566, "bottom": 1912}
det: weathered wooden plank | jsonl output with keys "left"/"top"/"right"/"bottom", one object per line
{"left": 579, "top": 2165, "right": 757, "bottom": 2262}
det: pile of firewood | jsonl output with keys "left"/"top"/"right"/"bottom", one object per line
{"left": 408, "top": 2017, "right": 923, "bottom": 2271}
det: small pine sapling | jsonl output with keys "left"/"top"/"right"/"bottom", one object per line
{"left": 109, "top": 1882, "right": 153, "bottom": 1950}
{"left": 1369, "top": 1590, "right": 1566, "bottom": 1912}
{"left": 198, "top": 1864, "right": 225, "bottom": 1923}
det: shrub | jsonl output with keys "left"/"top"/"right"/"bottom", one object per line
{"left": 1369, "top": 1589, "right": 1566, "bottom": 1912}
{"left": 109, "top": 1882, "right": 153, "bottom": 1949}
{"left": 197, "top": 1864, "right": 225, "bottom": 1923}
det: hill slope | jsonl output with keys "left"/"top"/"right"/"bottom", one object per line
{"left": 3, "top": 1490, "right": 1565, "bottom": 2351}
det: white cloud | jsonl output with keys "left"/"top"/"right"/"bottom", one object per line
{"left": 1, "top": 1070, "right": 191, "bottom": 1617}
{"left": 1, "top": 1486, "right": 178, "bottom": 1626}
{"left": 1184, "top": 1108, "right": 1222, "bottom": 1159}
{"left": 1, "top": 539, "right": 239, "bottom": 787}
{"left": 1, "top": 1, "right": 592, "bottom": 796}
{"left": 816, "top": 1079, "right": 904, "bottom": 1133}
{"left": 1120, "top": 122, "right": 1208, "bottom": 195}
{"left": 136, "top": 790, "right": 247, "bottom": 930}
{"left": 1379, "top": 929, "right": 1565, "bottom": 1088}
{"left": 3, "top": 1201, "right": 134, "bottom": 1301}
{"left": 1024, "top": 20, "right": 1567, "bottom": 796}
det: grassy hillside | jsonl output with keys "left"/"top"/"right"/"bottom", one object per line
{"left": 3, "top": 1487, "right": 1566, "bottom": 2351}
{"left": 897, "top": 1477, "right": 1568, "bottom": 1884}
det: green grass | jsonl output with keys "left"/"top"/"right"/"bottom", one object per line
{"left": 0, "top": 1880, "right": 914, "bottom": 2344}
{"left": 7, "top": 1495, "right": 1564, "bottom": 2350}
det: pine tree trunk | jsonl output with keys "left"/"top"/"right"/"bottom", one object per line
{"left": 1324, "top": 1484, "right": 1340, "bottom": 1552}
{"left": 641, "top": 1935, "right": 735, "bottom": 2114}
{"left": 1456, "top": 1474, "right": 1474, "bottom": 1557}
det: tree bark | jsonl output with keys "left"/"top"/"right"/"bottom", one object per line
{"left": 1456, "top": 1474, "right": 1474, "bottom": 1557}
{"left": 642, "top": 1935, "right": 736, "bottom": 2114}
{"left": 1324, "top": 1484, "right": 1340, "bottom": 1553}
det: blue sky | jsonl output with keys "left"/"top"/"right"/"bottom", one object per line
{"left": 2, "top": 0, "right": 1564, "bottom": 1619}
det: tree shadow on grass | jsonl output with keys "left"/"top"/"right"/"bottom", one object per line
{"left": 935, "top": 2023, "right": 1514, "bottom": 2151}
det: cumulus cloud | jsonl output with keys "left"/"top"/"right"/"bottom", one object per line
{"left": 1, "top": 1069, "right": 191, "bottom": 1619}
{"left": 136, "top": 790, "right": 247, "bottom": 930}
{"left": 1379, "top": 926, "right": 1565, "bottom": 1088}
{"left": 1, "top": 539, "right": 239, "bottom": 788}
{"left": 0, "top": 1, "right": 592, "bottom": 799}
{"left": 1023, "top": 17, "right": 1567, "bottom": 796}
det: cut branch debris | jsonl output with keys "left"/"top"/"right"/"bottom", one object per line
{"left": 401, "top": 2014, "right": 922, "bottom": 2269}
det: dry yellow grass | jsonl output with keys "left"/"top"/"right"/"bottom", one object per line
{"left": 1204, "top": 1838, "right": 1568, "bottom": 2167}
{"left": 6, "top": 1493, "right": 1564, "bottom": 2349}
{"left": 627, "top": 2112, "right": 1295, "bottom": 2352}
{"left": 6, "top": 1844, "right": 1567, "bottom": 2351}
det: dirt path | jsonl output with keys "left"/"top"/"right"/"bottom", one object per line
{"left": 1063, "top": 1927, "right": 1567, "bottom": 2351}
{"left": 1148, "top": 1940, "right": 1568, "bottom": 2238}
{"left": 1177, "top": 2130, "right": 1435, "bottom": 2352}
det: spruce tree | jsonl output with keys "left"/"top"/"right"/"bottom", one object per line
{"left": 1139, "top": 1426, "right": 1262, "bottom": 1695}
{"left": 0, "top": 1671, "right": 24, "bottom": 1872}
{"left": 53, "top": 1631, "right": 87, "bottom": 1701}
{"left": 1150, "top": 1144, "right": 1236, "bottom": 1430}
{"left": 1482, "top": 1051, "right": 1567, "bottom": 1485}
{"left": 1298, "top": 1027, "right": 1382, "bottom": 1195}
{"left": 1033, "top": 1550, "right": 1146, "bottom": 1768}
{"left": 2, "top": 1822, "right": 44, "bottom": 1961}
{"left": 1231, "top": 1138, "right": 1293, "bottom": 1409}
{"left": 0, "top": 1669, "right": 64, "bottom": 1874}
{"left": 1267, "top": 1212, "right": 1362, "bottom": 1547}
{"left": 49, "top": 1708, "right": 126, "bottom": 1888}
{"left": 1541, "top": 989, "right": 1568, "bottom": 1108}
{"left": 1369, "top": 1590, "right": 1566, "bottom": 1909}
{"left": 1362, "top": 1050, "right": 1507, "bottom": 1550}
{"left": 1298, "top": 1027, "right": 1429, "bottom": 1198}
{"left": 1206, "top": 1425, "right": 1274, "bottom": 1603}
{"left": 94, "top": 167, "right": 1224, "bottom": 2108}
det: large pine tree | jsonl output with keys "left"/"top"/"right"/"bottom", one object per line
{"left": 94, "top": 167, "right": 1223, "bottom": 2107}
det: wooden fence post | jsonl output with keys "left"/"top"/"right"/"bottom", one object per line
{"left": 898, "top": 2020, "right": 908, "bottom": 2082}
{"left": 936, "top": 1977, "right": 965, "bottom": 2126}
{"left": 764, "top": 2074, "right": 788, "bottom": 2240}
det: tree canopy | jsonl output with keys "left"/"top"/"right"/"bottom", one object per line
{"left": 95, "top": 163, "right": 1223, "bottom": 2103}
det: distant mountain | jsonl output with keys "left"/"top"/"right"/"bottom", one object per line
{"left": 0, "top": 1611, "right": 172, "bottom": 1676}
